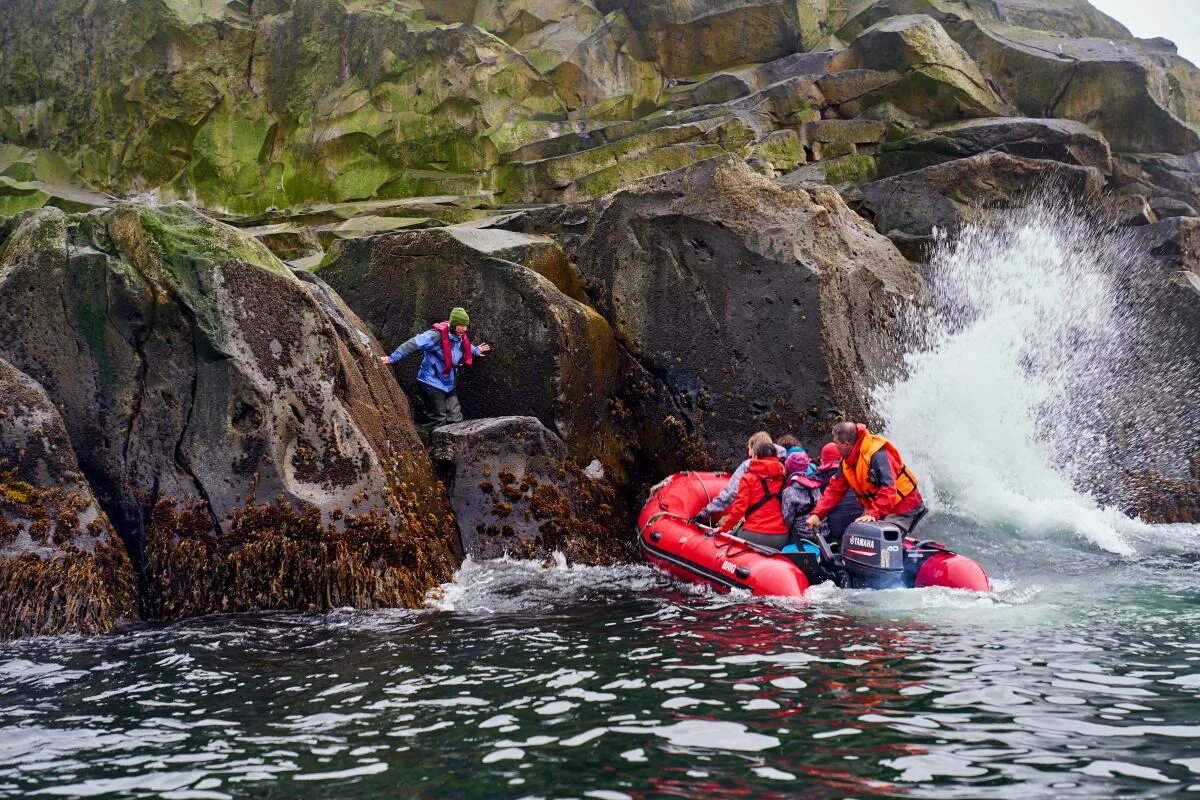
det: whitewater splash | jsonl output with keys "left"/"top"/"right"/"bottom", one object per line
{"left": 875, "top": 197, "right": 1197, "bottom": 556}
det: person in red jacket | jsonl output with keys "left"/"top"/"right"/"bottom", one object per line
{"left": 806, "top": 421, "right": 927, "bottom": 534}
{"left": 717, "top": 437, "right": 790, "bottom": 549}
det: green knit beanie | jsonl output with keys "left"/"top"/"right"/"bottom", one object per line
{"left": 449, "top": 307, "right": 470, "bottom": 328}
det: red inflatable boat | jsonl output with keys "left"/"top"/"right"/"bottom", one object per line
{"left": 638, "top": 472, "right": 991, "bottom": 596}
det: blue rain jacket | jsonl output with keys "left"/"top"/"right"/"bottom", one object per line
{"left": 388, "top": 329, "right": 480, "bottom": 394}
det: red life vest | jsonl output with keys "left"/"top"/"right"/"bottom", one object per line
{"left": 432, "top": 321, "right": 472, "bottom": 377}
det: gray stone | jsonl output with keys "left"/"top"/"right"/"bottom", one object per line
{"left": 430, "top": 416, "right": 633, "bottom": 564}
{"left": 860, "top": 151, "right": 1105, "bottom": 245}
{"left": 574, "top": 155, "right": 923, "bottom": 463}
{"left": 878, "top": 117, "right": 1113, "bottom": 177}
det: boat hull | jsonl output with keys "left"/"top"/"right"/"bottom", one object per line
{"left": 638, "top": 472, "right": 990, "bottom": 597}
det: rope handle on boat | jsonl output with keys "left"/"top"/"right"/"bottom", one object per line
{"left": 907, "top": 539, "right": 951, "bottom": 554}
{"left": 641, "top": 509, "right": 709, "bottom": 537}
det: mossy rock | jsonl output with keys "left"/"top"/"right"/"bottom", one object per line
{"left": 498, "top": 115, "right": 757, "bottom": 203}
{"left": 750, "top": 130, "right": 808, "bottom": 173}
{"left": 779, "top": 154, "right": 880, "bottom": 188}
{"left": 848, "top": 15, "right": 1002, "bottom": 120}
{"left": 0, "top": 202, "right": 459, "bottom": 632}
{"left": 0, "top": 0, "right": 566, "bottom": 214}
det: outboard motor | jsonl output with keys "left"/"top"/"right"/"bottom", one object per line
{"left": 841, "top": 521, "right": 905, "bottom": 589}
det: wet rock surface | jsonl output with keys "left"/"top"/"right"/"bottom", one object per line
{"left": 0, "top": 204, "right": 459, "bottom": 634}
{"left": 430, "top": 416, "right": 633, "bottom": 564}
{"left": 878, "top": 117, "right": 1113, "bottom": 178}
{"left": 858, "top": 151, "right": 1105, "bottom": 255}
{"left": 574, "top": 156, "right": 922, "bottom": 462}
{"left": 0, "top": 357, "right": 136, "bottom": 639}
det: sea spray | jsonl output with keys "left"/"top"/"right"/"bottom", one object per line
{"left": 874, "top": 196, "right": 1198, "bottom": 556}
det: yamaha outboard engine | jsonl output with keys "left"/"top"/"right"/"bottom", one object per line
{"left": 841, "top": 521, "right": 905, "bottom": 589}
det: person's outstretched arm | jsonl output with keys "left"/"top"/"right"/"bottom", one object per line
{"left": 379, "top": 330, "right": 438, "bottom": 365}
{"left": 699, "top": 460, "right": 748, "bottom": 517}
{"left": 807, "top": 472, "right": 849, "bottom": 529}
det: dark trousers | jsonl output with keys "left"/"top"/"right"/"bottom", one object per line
{"left": 884, "top": 505, "right": 928, "bottom": 534}
{"left": 735, "top": 529, "right": 790, "bottom": 550}
{"left": 419, "top": 383, "right": 462, "bottom": 437}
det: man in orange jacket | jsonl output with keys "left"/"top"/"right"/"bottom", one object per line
{"left": 806, "top": 421, "right": 927, "bottom": 534}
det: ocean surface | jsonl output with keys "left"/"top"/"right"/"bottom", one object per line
{"left": 2, "top": 515, "right": 1199, "bottom": 799}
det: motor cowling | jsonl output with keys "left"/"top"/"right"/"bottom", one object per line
{"left": 841, "top": 521, "right": 905, "bottom": 589}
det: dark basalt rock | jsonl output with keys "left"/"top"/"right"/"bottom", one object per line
{"left": 878, "top": 117, "right": 1113, "bottom": 178}
{"left": 1112, "top": 152, "right": 1200, "bottom": 215}
{"left": 859, "top": 151, "right": 1105, "bottom": 254}
{"left": 0, "top": 357, "right": 136, "bottom": 639}
{"left": 430, "top": 416, "right": 634, "bottom": 564}
{"left": 0, "top": 203, "right": 459, "bottom": 631}
{"left": 574, "top": 155, "right": 923, "bottom": 464}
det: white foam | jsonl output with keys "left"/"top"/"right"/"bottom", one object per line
{"left": 876, "top": 199, "right": 1200, "bottom": 555}
{"left": 426, "top": 555, "right": 660, "bottom": 614}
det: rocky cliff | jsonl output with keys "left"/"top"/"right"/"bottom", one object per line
{"left": 0, "top": 203, "right": 460, "bottom": 635}
{"left": 1, "top": 0, "right": 1198, "bottom": 636}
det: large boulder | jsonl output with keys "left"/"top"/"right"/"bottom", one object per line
{"left": 594, "top": 0, "right": 824, "bottom": 78}
{"left": 573, "top": 155, "right": 923, "bottom": 463}
{"left": 1112, "top": 152, "right": 1200, "bottom": 217}
{"left": 0, "top": 203, "right": 459, "bottom": 624}
{"left": 834, "top": 0, "right": 1131, "bottom": 40}
{"left": 877, "top": 117, "right": 1113, "bottom": 177}
{"left": 847, "top": 15, "right": 1003, "bottom": 121}
{"left": 858, "top": 151, "right": 1105, "bottom": 253}
{"left": 955, "top": 21, "right": 1200, "bottom": 154}
{"left": 317, "top": 227, "right": 630, "bottom": 479}
{"left": 0, "top": 357, "right": 136, "bottom": 639}
{"left": 430, "top": 416, "right": 633, "bottom": 564}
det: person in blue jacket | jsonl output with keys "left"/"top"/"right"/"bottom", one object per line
{"left": 379, "top": 307, "right": 492, "bottom": 436}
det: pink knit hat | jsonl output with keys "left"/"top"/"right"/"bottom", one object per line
{"left": 784, "top": 451, "right": 812, "bottom": 477}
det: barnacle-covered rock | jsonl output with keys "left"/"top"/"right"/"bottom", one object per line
{"left": 0, "top": 203, "right": 460, "bottom": 628}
